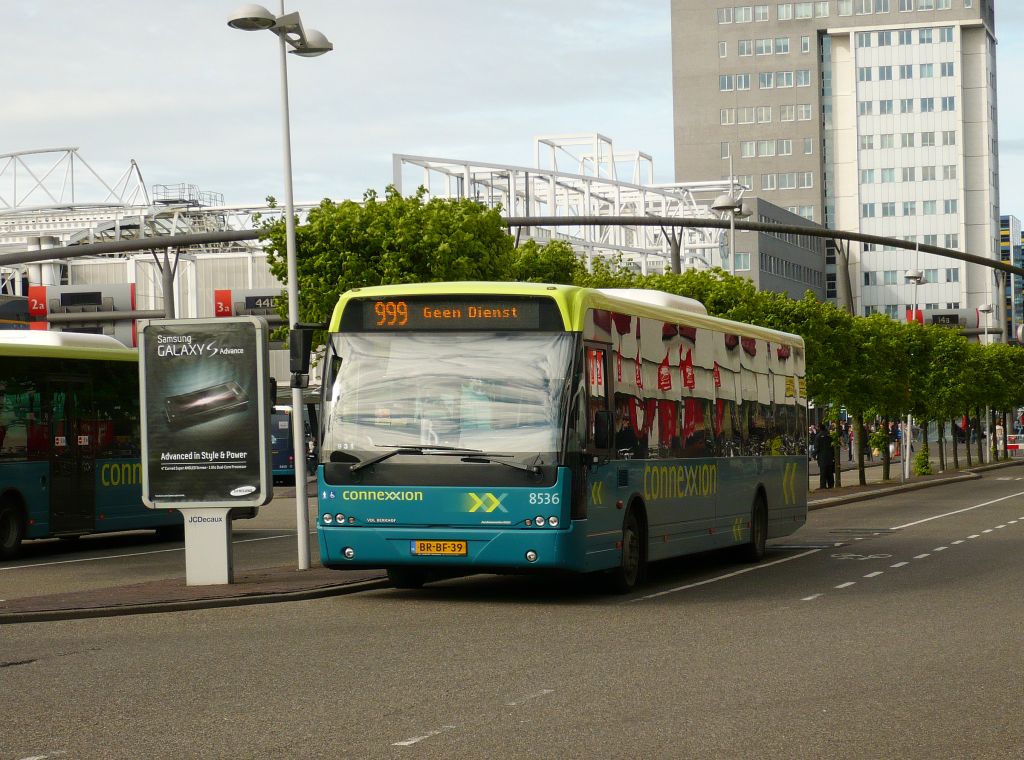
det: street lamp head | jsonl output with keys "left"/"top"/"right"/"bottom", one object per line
{"left": 711, "top": 193, "right": 740, "bottom": 213}
{"left": 978, "top": 303, "right": 993, "bottom": 314}
{"left": 227, "top": 3, "right": 277, "bottom": 31}
{"left": 905, "top": 269, "right": 925, "bottom": 285}
{"left": 735, "top": 202, "right": 752, "bottom": 219}
{"left": 289, "top": 27, "right": 333, "bottom": 56}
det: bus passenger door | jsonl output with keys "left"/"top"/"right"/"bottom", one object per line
{"left": 49, "top": 381, "right": 96, "bottom": 535}
{"left": 583, "top": 345, "right": 616, "bottom": 531}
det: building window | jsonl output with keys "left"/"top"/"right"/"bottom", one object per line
{"left": 856, "top": 31, "right": 872, "bottom": 47}
{"left": 862, "top": 203, "right": 876, "bottom": 218}
{"left": 719, "top": 41, "right": 728, "bottom": 58}
{"left": 775, "top": 37, "right": 790, "bottom": 53}
{"left": 942, "top": 96, "right": 956, "bottom": 111}
{"left": 858, "top": 101, "right": 873, "bottom": 115}
{"left": 900, "top": 98, "right": 914, "bottom": 113}
{"left": 882, "top": 202, "right": 896, "bottom": 217}
{"left": 778, "top": 138, "right": 793, "bottom": 155}
{"left": 815, "top": 1, "right": 830, "bottom": 16}
{"left": 856, "top": 0, "right": 873, "bottom": 13}
{"left": 903, "top": 201, "right": 917, "bottom": 216}
{"left": 944, "top": 199, "right": 958, "bottom": 214}
{"left": 755, "top": 4, "right": 771, "bottom": 20}
{"left": 881, "top": 168, "right": 896, "bottom": 183}
{"left": 921, "top": 131, "right": 936, "bottom": 146}
{"left": 756, "top": 106, "right": 773, "bottom": 122}
{"left": 864, "top": 271, "right": 878, "bottom": 285}
{"left": 762, "top": 173, "right": 777, "bottom": 190}
{"left": 919, "top": 0, "right": 934, "bottom": 8}
{"left": 839, "top": 0, "right": 853, "bottom": 14}
{"left": 798, "top": 103, "right": 813, "bottom": 119}
{"left": 875, "top": 0, "right": 891, "bottom": 9}
{"left": 942, "top": 130, "right": 956, "bottom": 145}
{"left": 778, "top": 3, "right": 793, "bottom": 20}
{"left": 922, "top": 165, "right": 936, "bottom": 180}
{"left": 884, "top": 305, "right": 899, "bottom": 319}
{"left": 721, "top": 142, "right": 731, "bottom": 159}
{"left": 899, "top": 0, "right": 914, "bottom": 10}
{"left": 880, "top": 133, "right": 894, "bottom": 148}
{"left": 736, "top": 73, "right": 751, "bottom": 89}
{"left": 858, "top": 67, "right": 872, "bottom": 81}
{"left": 739, "top": 106, "right": 755, "bottom": 123}
{"left": 943, "top": 164, "right": 957, "bottom": 179}
{"left": 795, "top": 2, "right": 812, "bottom": 18}
{"left": 801, "top": 35, "right": 811, "bottom": 53}
{"left": 734, "top": 252, "right": 751, "bottom": 271}
{"left": 864, "top": 306, "right": 878, "bottom": 316}
{"left": 739, "top": 39, "right": 753, "bottom": 55}
{"left": 899, "top": 64, "right": 913, "bottom": 79}
{"left": 758, "top": 139, "right": 777, "bottom": 156}
{"left": 920, "top": 63, "right": 933, "bottom": 77}
{"left": 945, "top": 234, "right": 959, "bottom": 248}
{"left": 901, "top": 132, "right": 915, "bottom": 148}
{"left": 796, "top": 69, "right": 811, "bottom": 86}
{"left": 920, "top": 28, "right": 933, "bottom": 43}
{"left": 879, "top": 65, "right": 893, "bottom": 80}
{"left": 799, "top": 172, "right": 813, "bottom": 188}
{"left": 939, "top": 26, "right": 953, "bottom": 42}
{"left": 883, "top": 270, "right": 899, "bottom": 285}
{"left": 756, "top": 37, "right": 773, "bottom": 54}
{"left": 945, "top": 268, "right": 959, "bottom": 283}
{"left": 760, "top": 72, "right": 775, "bottom": 88}
{"left": 720, "top": 108, "right": 735, "bottom": 125}
{"left": 737, "top": 174, "right": 753, "bottom": 188}
{"left": 778, "top": 172, "right": 796, "bottom": 189}
{"left": 803, "top": 137, "right": 814, "bottom": 154}
{"left": 720, "top": 75, "right": 734, "bottom": 91}
{"left": 780, "top": 104, "right": 796, "bottom": 121}
{"left": 923, "top": 200, "right": 937, "bottom": 214}
{"left": 902, "top": 167, "right": 916, "bottom": 182}
{"left": 920, "top": 98, "right": 935, "bottom": 113}
{"left": 777, "top": 70, "right": 794, "bottom": 86}
{"left": 717, "top": 7, "right": 734, "bottom": 22}
{"left": 898, "top": 29, "right": 913, "bottom": 44}
{"left": 736, "top": 6, "right": 754, "bottom": 22}
{"left": 741, "top": 140, "right": 756, "bottom": 157}
{"left": 880, "top": 99, "right": 894, "bottom": 114}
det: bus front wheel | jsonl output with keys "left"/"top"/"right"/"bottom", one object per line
{"left": 0, "top": 504, "right": 25, "bottom": 560}
{"left": 605, "top": 507, "right": 646, "bottom": 593}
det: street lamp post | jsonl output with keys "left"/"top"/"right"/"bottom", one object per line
{"left": 979, "top": 303, "right": 993, "bottom": 464}
{"left": 228, "top": 3, "right": 332, "bottom": 571}
{"left": 904, "top": 269, "right": 925, "bottom": 481}
{"left": 712, "top": 170, "right": 751, "bottom": 277}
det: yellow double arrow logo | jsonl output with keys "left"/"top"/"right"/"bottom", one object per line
{"left": 591, "top": 481, "right": 604, "bottom": 506}
{"left": 467, "top": 492, "right": 508, "bottom": 513}
{"left": 782, "top": 462, "right": 799, "bottom": 505}
{"left": 732, "top": 517, "right": 743, "bottom": 542}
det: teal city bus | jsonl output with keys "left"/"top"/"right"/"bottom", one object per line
{"left": 316, "top": 282, "right": 808, "bottom": 591}
{"left": 0, "top": 332, "right": 180, "bottom": 558}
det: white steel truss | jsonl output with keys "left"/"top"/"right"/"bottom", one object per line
{"left": 394, "top": 133, "right": 746, "bottom": 274}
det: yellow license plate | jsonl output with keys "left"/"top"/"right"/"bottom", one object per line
{"left": 411, "top": 540, "right": 467, "bottom": 556}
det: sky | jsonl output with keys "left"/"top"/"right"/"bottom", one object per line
{"left": 6, "top": 1, "right": 1024, "bottom": 214}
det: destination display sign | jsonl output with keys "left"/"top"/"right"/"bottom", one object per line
{"left": 340, "top": 296, "right": 565, "bottom": 332}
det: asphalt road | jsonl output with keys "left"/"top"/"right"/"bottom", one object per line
{"left": 3, "top": 473, "right": 1024, "bottom": 759}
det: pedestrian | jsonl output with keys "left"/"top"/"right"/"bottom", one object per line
{"left": 815, "top": 422, "right": 836, "bottom": 489}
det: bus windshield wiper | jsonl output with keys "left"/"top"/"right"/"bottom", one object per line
{"left": 349, "top": 444, "right": 482, "bottom": 473}
{"left": 457, "top": 454, "right": 542, "bottom": 474}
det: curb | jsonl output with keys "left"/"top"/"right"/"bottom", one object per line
{"left": 808, "top": 458, "right": 1023, "bottom": 510}
{"left": 0, "top": 576, "right": 391, "bottom": 626}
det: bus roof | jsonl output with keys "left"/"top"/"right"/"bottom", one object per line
{"left": 0, "top": 330, "right": 137, "bottom": 361}
{"left": 330, "top": 281, "right": 805, "bottom": 348}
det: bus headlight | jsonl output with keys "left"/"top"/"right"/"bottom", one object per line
{"left": 548, "top": 516, "right": 559, "bottom": 528}
{"left": 535, "top": 516, "right": 546, "bottom": 527}
{"left": 335, "top": 513, "right": 345, "bottom": 524}
{"left": 525, "top": 550, "right": 538, "bottom": 562}
{"left": 323, "top": 513, "right": 333, "bottom": 524}
{"left": 343, "top": 547, "right": 355, "bottom": 559}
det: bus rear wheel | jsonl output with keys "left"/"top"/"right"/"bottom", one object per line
{"left": 741, "top": 494, "right": 768, "bottom": 562}
{"left": 0, "top": 505, "right": 25, "bottom": 560}
{"left": 388, "top": 567, "right": 428, "bottom": 589}
{"left": 605, "top": 507, "right": 645, "bottom": 593}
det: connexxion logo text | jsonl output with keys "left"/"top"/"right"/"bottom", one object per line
{"left": 341, "top": 490, "right": 424, "bottom": 501}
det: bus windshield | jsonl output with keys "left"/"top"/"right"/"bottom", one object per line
{"left": 322, "top": 332, "right": 576, "bottom": 461}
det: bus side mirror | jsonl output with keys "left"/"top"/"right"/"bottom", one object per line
{"left": 289, "top": 327, "right": 315, "bottom": 375}
{"left": 594, "top": 410, "right": 613, "bottom": 450}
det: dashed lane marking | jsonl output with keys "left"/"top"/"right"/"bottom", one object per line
{"left": 934, "top": 546, "right": 948, "bottom": 552}
{"left": 863, "top": 571, "right": 884, "bottom": 578}
{"left": 968, "top": 534, "right": 980, "bottom": 539}
{"left": 835, "top": 582, "right": 856, "bottom": 589}
{"left": 392, "top": 726, "right": 456, "bottom": 747}
{"left": 952, "top": 540, "right": 964, "bottom": 545}
{"left": 914, "top": 553, "right": 931, "bottom": 559}
{"left": 890, "top": 562, "right": 909, "bottom": 568}
{"left": 802, "top": 594, "right": 823, "bottom": 601}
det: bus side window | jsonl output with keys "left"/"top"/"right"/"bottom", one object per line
{"left": 585, "top": 346, "right": 610, "bottom": 450}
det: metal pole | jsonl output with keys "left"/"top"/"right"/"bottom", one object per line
{"left": 278, "top": 9, "right": 311, "bottom": 571}
{"left": 985, "top": 310, "right": 992, "bottom": 464}
{"left": 161, "top": 247, "right": 176, "bottom": 319}
{"left": 729, "top": 155, "right": 736, "bottom": 276}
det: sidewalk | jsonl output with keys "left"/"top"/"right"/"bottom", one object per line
{"left": 3, "top": 456, "right": 1021, "bottom": 625}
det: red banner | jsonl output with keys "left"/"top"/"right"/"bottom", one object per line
{"left": 679, "top": 347, "right": 696, "bottom": 389}
{"left": 657, "top": 351, "right": 673, "bottom": 391}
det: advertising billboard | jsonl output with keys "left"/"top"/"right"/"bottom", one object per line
{"left": 138, "top": 317, "right": 272, "bottom": 508}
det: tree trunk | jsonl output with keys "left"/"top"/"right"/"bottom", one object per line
{"left": 951, "top": 417, "right": 960, "bottom": 470}
{"left": 965, "top": 412, "right": 973, "bottom": 468}
{"left": 881, "top": 416, "right": 891, "bottom": 481}
{"left": 937, "top": 420, "right": 946, "bottom": 472}
{"left": 855, "top": 414, "right": 867, "bottom": 486}
{"left": 975, "top": 406, "right": 984, "bottom": 465}
{"left": 1001, "top": 410, "right": 1008, "bottom": 461}
{"left": 834, "top": 437, "right": 842, "bottom": 488}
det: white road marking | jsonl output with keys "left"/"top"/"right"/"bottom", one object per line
{"left": 0, "top": 534, "right": 293, "bottom": 572}
{"left": 802, "top": 594, "right": 823, "bottom": 601}
{"left": 890, "top": 562, "right": 909, "bottom": 568}
{"left": 835, "top": 582, "right": 856, "bottom": 589}
{"left": 632, "top": 549, "right": 820, "bottom": 601}
{"left": 392, "top": 726, "right": 456, "bottom": 747}
{"left": 863, "top": 571, "right": 883, "bottom": 578}
{"left": 968, "top": 534, "right": 980, "bottom": 539}
{"left": 505, "top": 689, "right": 554, "bottom": 706}
{"left": 890, "top": 490, "right": 1024, "bottom": 531}
{"left": 951, "top": 540, "right": 964, "bottom": 545}
{"left": 995, "top": 525, "right": 1007, "bottom": 529}
{"left": 934, "top": 546, "right": 948, "bottom": 552}
{"left": 1010, "top": 520, "right": 1019, "bottom": 524}
{"left": 914, "top": 553, "right": 931, "bottom": 559}
{"left": 983, "top": 529, "right": 993, "bottom": 533}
